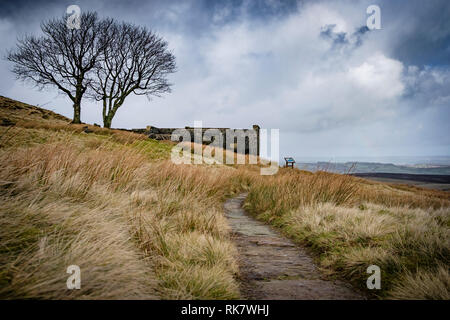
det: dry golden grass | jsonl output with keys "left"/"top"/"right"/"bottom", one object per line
{"left": 0, "top": 95, "right": 70, "bottom": 124}
{"left": 1, "top": 96, "right": 449, "bottom": 300}
{"left": 244, "top": 168, "right": 450, "bottom": 299}
{"left": 0, "top": 133, "right": 249, "bottom": 299}
{"left": 353, "top": 177, "right": 450, "bottom": 209}
{"left": 0, "top": 96, "right": 256, "bottom": 299}
{"left": 0, "top": 142, "right": 158, "bottom": 299}
{"left": 388, "top": 265, "right": 450, "bottom": 300}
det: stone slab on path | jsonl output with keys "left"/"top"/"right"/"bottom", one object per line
{"left": 224, "top": 193, "right": 364, "bottom": 300}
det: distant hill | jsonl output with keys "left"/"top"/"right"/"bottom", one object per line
{"left": 297, "top": 161, "right": 450, "bottom": 175}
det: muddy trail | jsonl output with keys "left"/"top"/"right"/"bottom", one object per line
{"left": 224, "top": 193, "right": 364, "bottom": 300}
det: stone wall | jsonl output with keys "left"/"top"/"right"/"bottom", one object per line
{"left": 127, "top": 125, "right": 260, "bottom": 156}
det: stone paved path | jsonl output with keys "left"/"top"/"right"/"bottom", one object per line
{"left": 224, "top": 193, "right": 364, "bottom": 300}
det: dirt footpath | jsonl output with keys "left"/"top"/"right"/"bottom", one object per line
{"left": 224, "top": 193, "right": 364, "bottom": 300}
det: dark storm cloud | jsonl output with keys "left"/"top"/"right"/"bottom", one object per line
{"left": 320, "top": 24, "right": 369, "bottom": 49}
{"left": 0, "top": 0, "right": 449, "bottom": 158}
{"left": 403, "top": 65, "right": 450, "bottom": 105}
{"left": 320, "top": 24, "right": 347, "bottom": 44}
{"left": 379, "top": 0, "right": 450, "bottom": 66}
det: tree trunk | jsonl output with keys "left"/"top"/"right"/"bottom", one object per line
{"left": 103, "top": 115, "right": 112, "bottom": 129}
{"left": 72, "top": 101, "right": 81, "bottom": 124}
{"left": 103, "top": 109, "right": 115, "bottom": 129}
{"left": 72, "top": 80, "right": 84, "bottom": 124}
{"left": 102, "top": 99, "right": 109, "bottom": 128}
{"left": 103, "top": 103, "right": 120, "bottom": 129}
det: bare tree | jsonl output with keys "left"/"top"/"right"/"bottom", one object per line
{"left": 7, "top": 12, "right": 112, "bottom": 124}
{"left": 90, "top": 22, "right": 176, "bottom": 128}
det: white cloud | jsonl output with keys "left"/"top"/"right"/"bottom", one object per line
{"left": 1, "top": 0, "right": 448, "bottom": 158}
{"left": 158, "top": 3, "right": 406, "bottom": 134}
{"left": 348, "top": 53, "right": 404, "bottom": 99}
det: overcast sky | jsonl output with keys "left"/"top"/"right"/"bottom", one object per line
{"left": 1, "top": 0, "right": 449, "bottom": 161}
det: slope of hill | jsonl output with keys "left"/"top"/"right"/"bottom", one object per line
{"left": 0, "top": 96, "right": 70, "bottom": 124}
{"left": 0, "top": 96, "right": 449, "bottom": 300}
{"left": 0, "top": 96, "right": 244, "bottom": 299}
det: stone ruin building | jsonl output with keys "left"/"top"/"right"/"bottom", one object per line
{"left": 127, "top": 125, "right": 260, "bottom": 156}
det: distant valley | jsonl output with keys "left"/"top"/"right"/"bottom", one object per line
{"left": 295, "top": 161, "right": 450, "bottom": 191}
{"left": 296, "top": 161, "right": 450, "bottom": 175}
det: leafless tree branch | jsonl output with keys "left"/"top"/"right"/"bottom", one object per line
{"left": 89, "top": 21, "right": 176, "bottom": 128}
{"left": 6, "top": 12, "right": 113, "bottom": 123}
